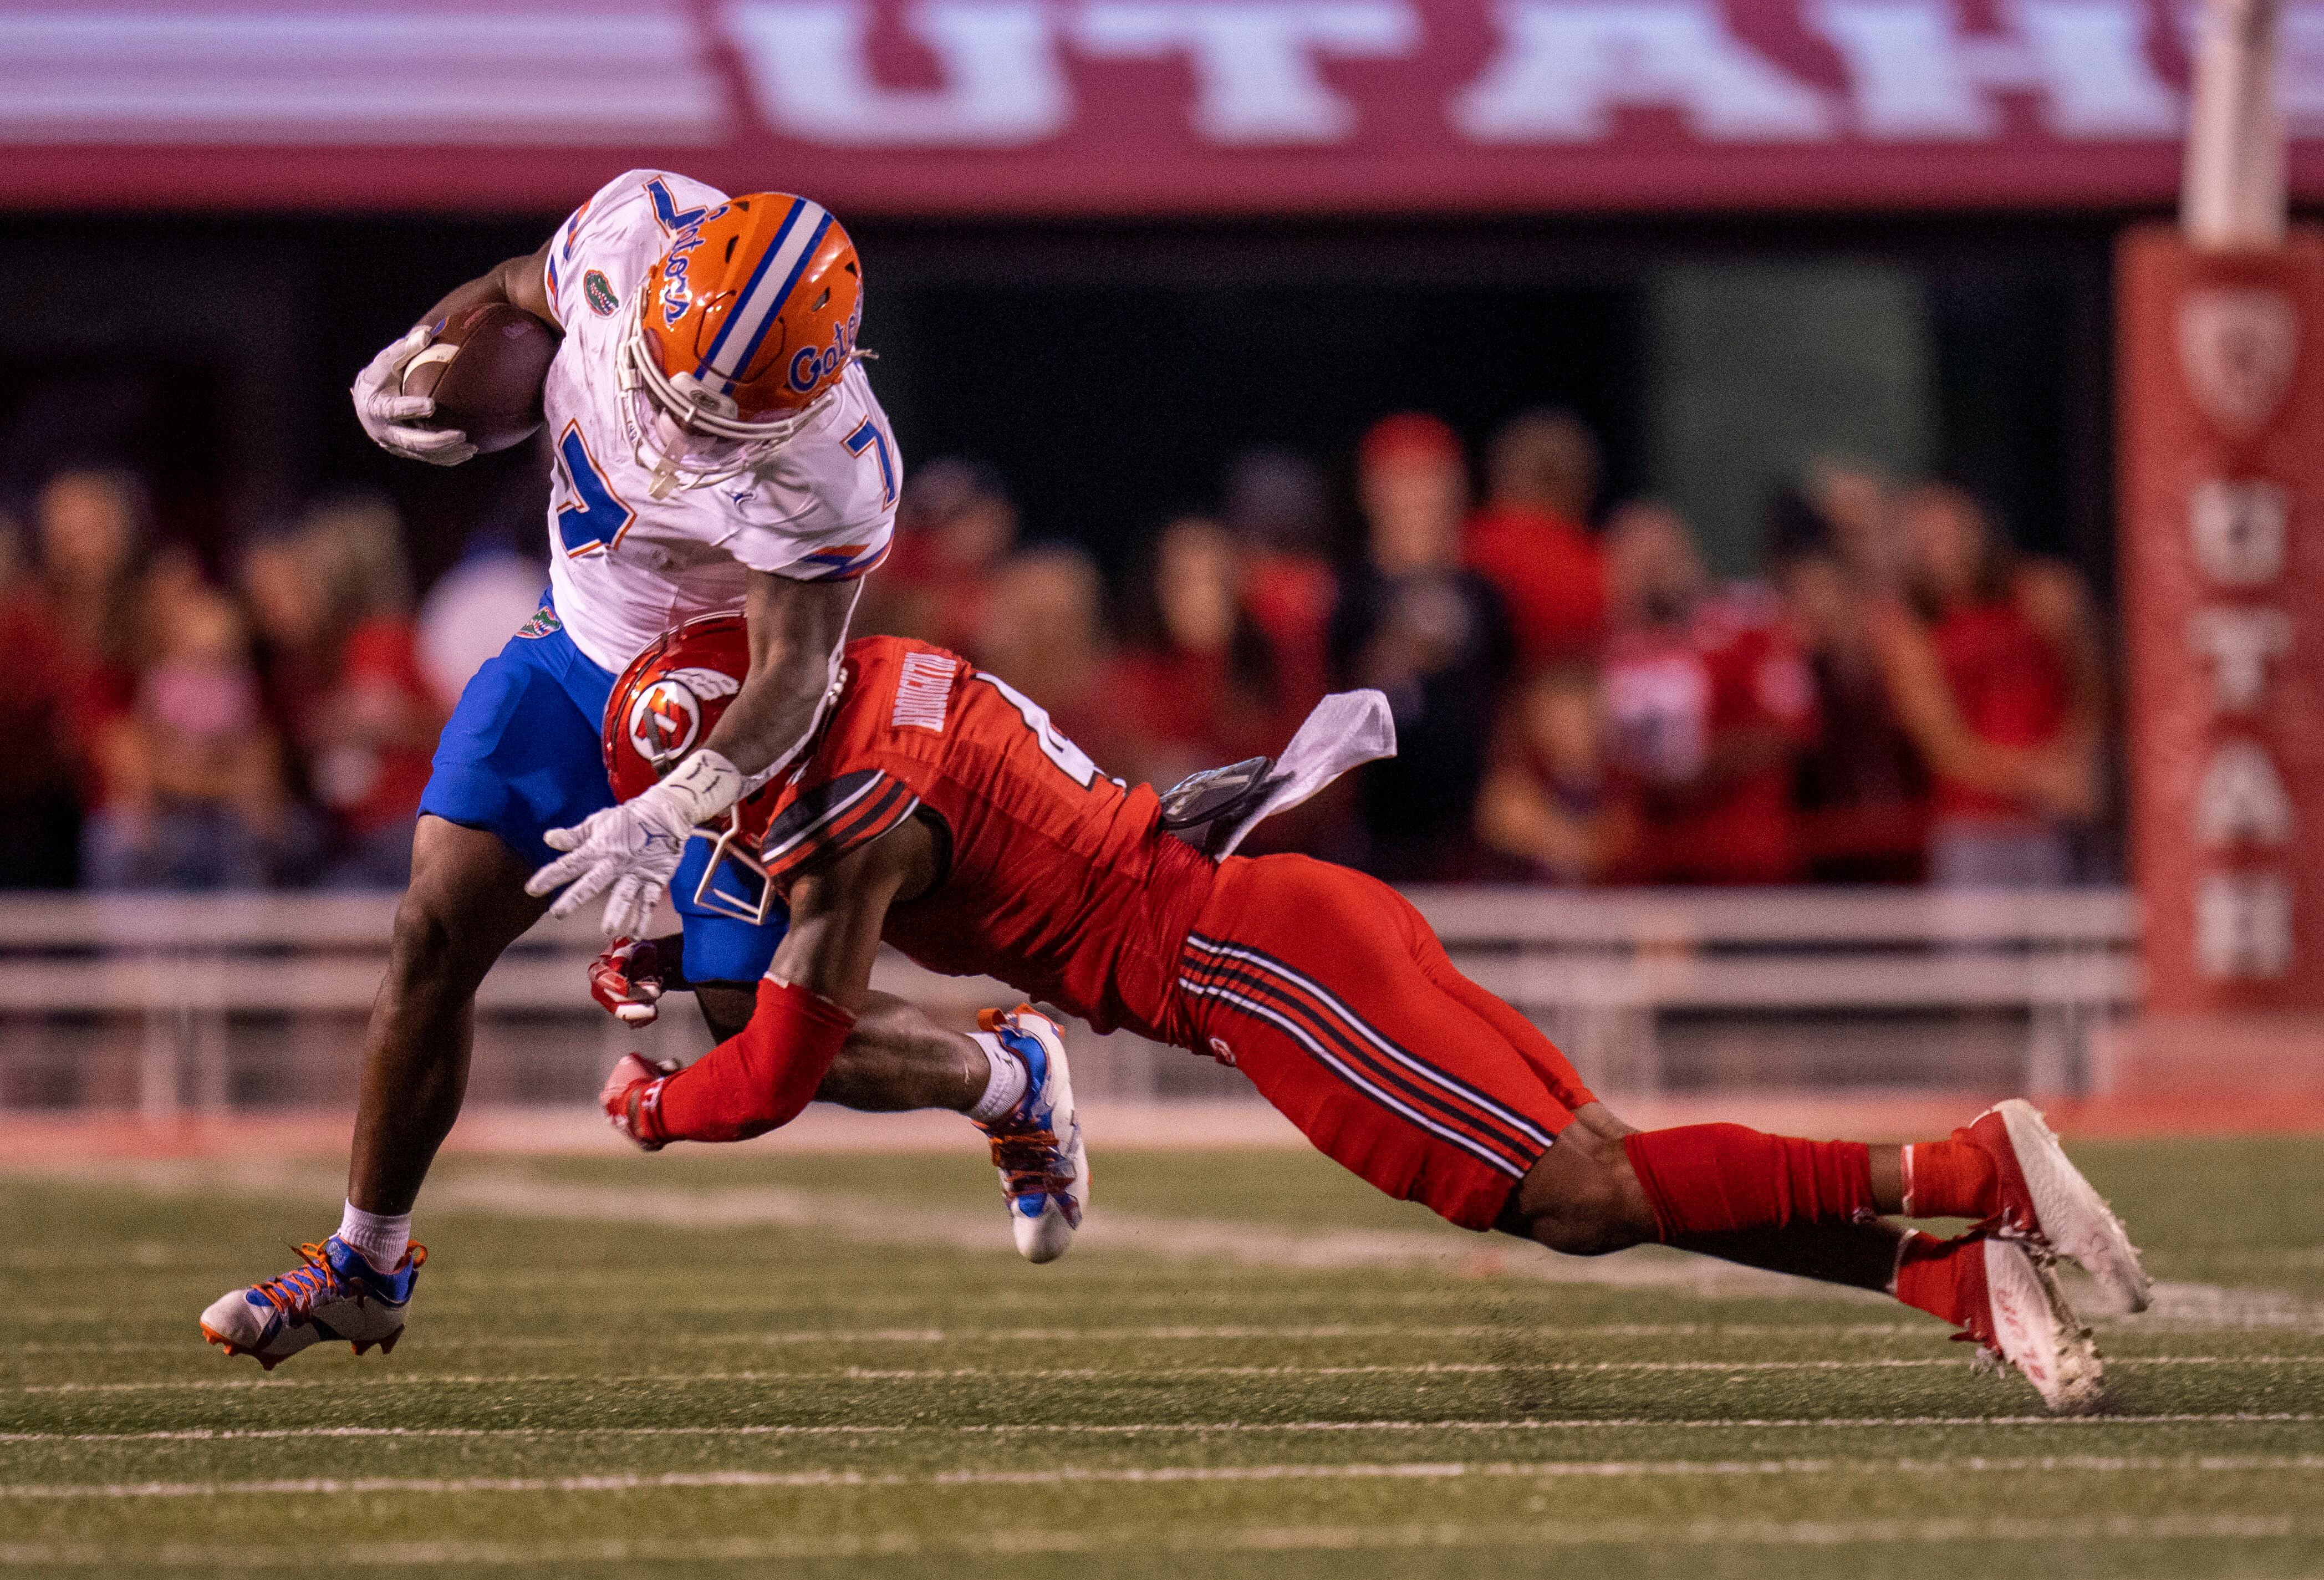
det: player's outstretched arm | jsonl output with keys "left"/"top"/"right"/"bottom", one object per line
{"left": 605, "top": 820, "right": 934, "bottom": 1147}
{"left": 529, "top": 572, "right": 858, "bottom": 935}
{"left": 350, "top": 237, "right": 556, "bottom": 468}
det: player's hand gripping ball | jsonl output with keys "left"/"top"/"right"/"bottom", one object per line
{"left": 351, "top": 326, "right": 476, "bottom": 466}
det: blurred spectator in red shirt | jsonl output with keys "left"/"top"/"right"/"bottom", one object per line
{"left": 1873, "top": 485, "right": 2104, "bottom": 888}
{"left": 1464, "top": 409, "right": 1608, "bottom": 668}
{"left": 32, "top": 469, "right": 146, "bottom": 811}
{"left": 81, "top": 579, "right": 288, "bottom": 890}
{"left": 1105, "top": 516, "right": 1281, "bottom": 792}
{"left": 242, "top": 496, "right": 446, "bottom": 887}
{"left": 1765, "top": 485, "right": 1929, "bottom": 884}
{"left": 1330, "top": 413, "right": 1513, "bottom": 881}
{"left": 1476, "top": 660, "right": 1637, "bottom": 884}
{"left": 1600, "top": 502, "right": 1816, "bottom": 885}
{"left": 967, "top": 544, "right": 1116, "bottom": 764}
{"left": 860, "top": 458, "right": 1018, "bottom": 652}
{"left": 1224, "top": 447, "right": 1335, "bottom": 720}
{"left": 0, "top": 516, "right": 80, "bottom": 887}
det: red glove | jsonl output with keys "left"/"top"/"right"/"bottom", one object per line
{"left": 600, "top": 1052, "right": 680, "bottom": 1151}
{"left": 589, "top": 937, "right": 666, "bottom": 1026}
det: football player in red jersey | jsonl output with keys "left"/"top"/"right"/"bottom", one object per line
{"left": 596, "top": 622, "right": 2152, "bottom": 1414}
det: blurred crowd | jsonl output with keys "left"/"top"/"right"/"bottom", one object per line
{"left": 863, "top": 412, "right": 2108, "bottom": 890}
{"left": 0, "top": 415, "right": 2108, "bottom": 892}
{"left": 0, "top": 468, "right": 541, "bottom": 891}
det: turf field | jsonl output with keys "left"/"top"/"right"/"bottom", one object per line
{"left": 3, "top": 1134, "right": 2322, "bottom": 1579}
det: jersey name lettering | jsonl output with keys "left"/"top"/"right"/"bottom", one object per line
{"left": 891, "top": 652, "right": 955, "bottom": 733}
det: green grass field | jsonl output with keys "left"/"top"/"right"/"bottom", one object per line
{"left": 4, "top": 1135, "right": 2323, "bottom": 1578}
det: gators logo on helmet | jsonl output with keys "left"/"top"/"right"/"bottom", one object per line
{"left": 618, "top": 192, "right": 865, "bottom": 501}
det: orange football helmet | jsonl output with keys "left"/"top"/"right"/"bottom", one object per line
{"left": 603, "top": 613, "right": 783, "bottom": 925}
{"left": 618, "top": 192, "right": 864, "bottom": 499}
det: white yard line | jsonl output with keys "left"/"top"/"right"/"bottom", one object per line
{"left": 16, "top": 1353, "right": 2320, "bottom": 1396}
{"left": 23, "top": 1316, "right": 2324, "bottom": 1357}
{"left": 2, "top": 1411, "right": 2317, "bottom": 1445}
{"left": 8, "top": 1454, "right": 2324, "bottom": 1500}
{"left": 4, "top": 1512, "right": 2321, "bottom": 1565}
{"left": 17, "top": 1162, "right": 2324, "bottom": 1333}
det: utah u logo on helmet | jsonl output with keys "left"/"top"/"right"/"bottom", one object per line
{"left": 618, "top": 193, "right": 865, "bottom": 500}
{"left": 603, "top": 615, "right": 782, "bottom": 925}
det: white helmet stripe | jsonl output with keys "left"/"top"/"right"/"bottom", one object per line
{"left": 696, "top": 198, "right": 832, "bottom": 388}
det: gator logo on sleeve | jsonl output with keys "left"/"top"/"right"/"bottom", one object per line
{"left": 583, "top": 270, "right": 618, "bottom": 317}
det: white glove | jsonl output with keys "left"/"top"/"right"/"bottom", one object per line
{"left": 526, "top": 751, "right": 746, "bottom": 936}
{"left": 351, "top": 325, "right": 477, "bottom": 466}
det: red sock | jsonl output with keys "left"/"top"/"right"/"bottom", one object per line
{"left": 1900, "top": 1133, "right": 1999, "bottom": 1219}
{"left": 650, "top": 978, "right": 855, "bottom": 1144}
{"left": 1619, "top": 1124, "right": 1875, "bottom": 1242}
{"left": 1890, "top": 1230, "right": 1978, "bottom": 1325}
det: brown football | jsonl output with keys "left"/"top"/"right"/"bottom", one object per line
{"left": 399, "top": 303, "right": 560, "bottom": 453}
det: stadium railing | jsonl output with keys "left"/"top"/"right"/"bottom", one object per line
{"left": 0, "top": 888, "right": 2138, "bottom": 1114}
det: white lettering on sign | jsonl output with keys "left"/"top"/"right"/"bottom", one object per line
{"left": 2198, "top": 739, "right": 2296, "bottom": 847}
{"left": 724, "top": 0, "right": 1069, "bottom": 146}
{"left": 2188, "top": 606, "right": 2293, "bottom": 712}
{"left": 1450, "top": 0, "right": 1835, "bottom": 142}
{"left": 1812, "top": 0, "right": 2178, "bottom": 139}
{"left": 2196, "top": 870, "right": 2295, "bottom": 979}
{"left": 2188, "top": 479, "right": 2290, "bottom": 587}
{"left": 1076, "top": 2, "right": 1419, "bottom": 144}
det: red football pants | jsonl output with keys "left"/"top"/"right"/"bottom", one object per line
{"left": 1173, "top": 854, "right": 1593, "bottom": 1229}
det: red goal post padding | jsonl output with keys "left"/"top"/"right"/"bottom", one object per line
{"left": 2120, "top": 223, "right": 2324, "bottom": 1011}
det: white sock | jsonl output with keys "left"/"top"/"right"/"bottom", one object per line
{"left": 337, "top": 1201, "right": 411, "bottom": 1270}
{"left": 967, "top": 1031, "right": 1029, "bottom": 1124}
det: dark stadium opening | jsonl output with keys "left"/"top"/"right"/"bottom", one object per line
{"left": 0, "top": 211, "right": 2118, "bottom": 600}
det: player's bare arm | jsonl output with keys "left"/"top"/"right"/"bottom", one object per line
{"left": 413, "top": 238, "right": 557, "bottom": 332}
{"left": 704, "top": 572, "right": 860, "bottom": 784}
{"left": 768, "top": 816, "right": 932, "bottom": 1009}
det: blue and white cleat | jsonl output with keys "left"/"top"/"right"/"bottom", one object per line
{"left": 974, "top": 1006, "right": 1088, "bottom": 1264}
{"left": 199, "top": 1236, "right": 426, "bottom": 1371}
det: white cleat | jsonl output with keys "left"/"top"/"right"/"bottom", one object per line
{"left": 1963, "top": 1235, "right": 2106, "bottom": 1415}
{"left": 200, "top": 1236, "right": 426, "bottom": 1372}
{"left": 1970, "top": 1099, "right": 2152, "bottom": 1314}
{"left": 974, "top": 1006, "right": 1088, "bottom": 1264}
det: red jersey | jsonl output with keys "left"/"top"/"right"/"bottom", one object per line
{"left": 1462, "top": 503, "right": 1607, "bottom": 669}
{"left": 1602, "top": 592, "right": 1815, "bottom": 885}
{"left": 1930, "top": 592, "right": 2070, "bottom": 823}
{"left": 757, "top": 636, "right": 1216, "bottom": 1040}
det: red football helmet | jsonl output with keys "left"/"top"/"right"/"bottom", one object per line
{"left": 603, "top": 613, "right": 782, "bottom": 925}
{"left": 617, "top": 192, "right": 864, "bottom": 500}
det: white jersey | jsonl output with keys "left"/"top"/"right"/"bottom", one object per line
{"left": 536, "top": 169, "right": 901, "bottom": 675}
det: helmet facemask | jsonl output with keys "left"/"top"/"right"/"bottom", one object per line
{"left": 618, "top": 297, "right": 835, "bottom": 501}
{"left": 688, "top": 812, "right": 780, "bottom": 926}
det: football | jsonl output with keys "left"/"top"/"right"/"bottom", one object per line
{"left": 399, "top": 302, "right": 559, "bottom": 453}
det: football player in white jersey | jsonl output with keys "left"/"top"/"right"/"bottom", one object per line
{"left": 198, "top": 171, "right": 1080, "bottom": 1369}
